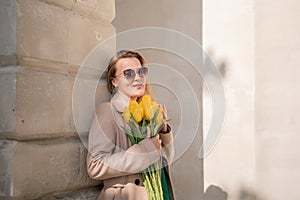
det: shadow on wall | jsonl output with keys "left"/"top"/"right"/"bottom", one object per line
{"left": 203, "top": 185, "right": 265, "bottom": 200}
{"left": 203, "top": 185, "right": 228, "bottom": 200}
{"left": 204, "top": 48, "right": 228, "bottom": 79}
{"left": 238, "top": 188, "right": 265, "bottom": 200}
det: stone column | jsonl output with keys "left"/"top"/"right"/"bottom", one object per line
{"left": 0, "top": 0, "right": 115, "bottom": 199}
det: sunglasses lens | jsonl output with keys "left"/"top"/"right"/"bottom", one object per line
{"left": 138, "top": 67, "right": 148, "bottom": 76}
{"left": 122, "top": 67, "right": 148, "bottom": 81}
{"left": 123, "top": 69, "right": 135, "bottom": 79}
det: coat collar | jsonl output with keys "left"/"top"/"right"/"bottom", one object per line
{"left": 111, "top": 92, "right": 130, "bottom": 113}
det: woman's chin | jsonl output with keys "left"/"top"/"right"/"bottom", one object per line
{"left": 130, "top": 90, "right": 145, "bottom": 99}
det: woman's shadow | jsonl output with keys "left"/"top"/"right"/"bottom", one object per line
{"left": 203, "top": 185, "right": 263, "bottom": 200}
{"left": 203, "top": 185, "right": 228, "bottom": 200}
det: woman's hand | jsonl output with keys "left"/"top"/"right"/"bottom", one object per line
{"left": 147, "top": 127, "right": 162, "bottom": 150}
{"left": 160, "top": 105, "right": 168, "bottom": 133}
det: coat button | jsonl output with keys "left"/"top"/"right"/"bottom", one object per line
{"left": 135, "top": 179, "right": 140, "bottom": 185}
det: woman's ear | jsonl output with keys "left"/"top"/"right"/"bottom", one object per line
{"left": 112, "top": 78, "right": 118, "bottom": 88}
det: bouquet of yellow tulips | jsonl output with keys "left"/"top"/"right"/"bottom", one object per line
{"left": 121, "top": 95, "right": 165, "bottom": 200}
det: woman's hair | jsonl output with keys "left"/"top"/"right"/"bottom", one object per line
{"left": 106, "top": 50, "right": 152, "bottom": 101}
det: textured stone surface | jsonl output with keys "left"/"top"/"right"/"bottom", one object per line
{"left": 0, "top": 67, "right": 17, "bottom": 134}
{"left": 0, "top": 0, "right": 16, "bottom": 56}
{"left": 0, "top": 55, "right": 17, "bottom": 67}
{"left": 17, "top": 0, "right": 69, "bottom": 62}
{"left": 37, "top": 187, "right": 101, "bottom": 200}
{"left": 40, "top": 0, "right": 115, "bottom": 22}
{"left": 0, "top": 0, "right": 115, "bottom": 199}
{"left": 0, "top": 138, "right": 99, "bottom": 199}
{"left": 0, "top": 65, "right": 102, "bottom": 198}
{"left": 14, "top": 139, "right": 79, "bottom": 197}
{"left": 16, "top": 67, "right": 73, "bottom": 136}
{"left": 0, "top": 140, "right": 17, "bottom": 197}
{"left": 16, "top": 0, "right": 115, "bottom": 65}
{"left": 67, "top": 12, "right": 115, "bottom": 65}
{"left": 0, "top": 66, "right": 73, "bottom": 138}
{"left": 0, "top": 65, "right": 108, "bottom": 140}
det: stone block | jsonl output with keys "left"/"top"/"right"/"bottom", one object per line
{"left": 0, "top": 138, "right": 99, "bottom": 199}
{"left": 86, "top": 0, "right": 116, "bottom": 22}
{"left": 39, "top": 0, "right": 74, "bottom": 11}
{"left": 0, "top": 55, "right": 17, "bottom": 67}
{"left": 0, "top": 0, "right": 16, "bottom": 55}
{"left": 0, "top": 66, "right": 73, "bottom": 139}
{"left": 0, "top": 140, "right": 17, "bottom": 197}
{"left": 16, "top": 0, "right": 115, "bottom": 66}
{"left": 71, "top": 74, "right": 110, "bottom": 138}
{"left": 67, "top": 13, "right": 115, "bottom": 65}
{"left": 0, "top": 64, "right": 110, "bottom": 140}
{"left": 39, "top": 0, "right": 115, "bottom": 22}
{"left": 36, "top": 186, "right": 101, "bottom": 200}
{"left": 17, "top": 0, "right": 69, "bottom": 63}
{"left": 16, "top": 67, "right": 73, "bottom": 136}
{"left": 13, "top": 139, "right": 79, "bottom": 198}
{"left": 78, "top": 137, "right": 100, "bottom": 187}
{"left": 0, "top": 67, "right": 17, "bottom": 134}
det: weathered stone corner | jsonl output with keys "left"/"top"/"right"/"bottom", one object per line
{"left": 0, "top": 0, "right": 115, "bottom": 198}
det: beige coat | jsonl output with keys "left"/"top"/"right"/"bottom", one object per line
{"left": 87, "top": 93, "right": 174, "bottom": 200}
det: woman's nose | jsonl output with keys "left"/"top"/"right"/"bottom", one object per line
{"left": 134, "top": 71, "right": 144, "bottom": 81}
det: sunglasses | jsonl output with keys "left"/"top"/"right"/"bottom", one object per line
{"left": 115, "top": 67, "right": 148, "bottom": 81}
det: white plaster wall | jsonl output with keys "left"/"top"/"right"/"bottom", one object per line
{"left": 203, "top": 0, "right": 255, "bottom": 199}
{"left": 204, "top": 0, "right": 300, "bottom": 199}
{"left": 255, "top": 0, "right": 300, "bottom": 199}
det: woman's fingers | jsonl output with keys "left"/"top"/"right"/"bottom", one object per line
{"left": 160, "top": 104, "right": 168, "bottom": 120}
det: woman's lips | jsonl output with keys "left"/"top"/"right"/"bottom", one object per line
{"left": 132, "top": 84, "right": 144, "bottom": 88}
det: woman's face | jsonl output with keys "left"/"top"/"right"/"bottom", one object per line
{"left": 112, "top": 57, "right": 147, "bottom": 100}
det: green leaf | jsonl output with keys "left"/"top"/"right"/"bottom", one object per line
{"left": 128, "top": 120, "right": 146, "bottom": 143}
{"left": 151, "top": 109, "right": 160, "bottom": 124}
{"left": 130, "top": 113, "right": 138, "bottom": 124}
{"left": 121, "top": 126, "right": 132, "bottom": 137}
{"left": 121, "top": 126, "right": 137, "bottom": 144}
{"left": 140, "top": 126, "right": 147, "bottom": 138}
{"left": 142, "top": 118, "right": 147, "bottom": 127}
{"left": 153, "top": 121, "right": 164, "bottom": 136}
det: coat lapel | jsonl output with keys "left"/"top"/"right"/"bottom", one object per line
{"left": 110, "top": 92, "right": 131, "bottom": 136}
{"left": 111, "top": 92, "right": 130, "bottom": 113}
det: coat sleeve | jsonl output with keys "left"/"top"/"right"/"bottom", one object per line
{"left": 87, "top": 102, "right": 160, "bottom": 180}
{"left": 159, "top": 124, "right": 174, "bottom": 165}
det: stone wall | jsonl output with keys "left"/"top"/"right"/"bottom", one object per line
{"left": 114, "top": 1, "right": 203, "bottom": 199}
{"left": 0, "top": 0, "right": 115, "bottom": 199}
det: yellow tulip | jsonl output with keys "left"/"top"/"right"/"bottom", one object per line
{"left": 129, "top": 100, "right": 138, "bottom": 113}
{"left": 151, "top": 101, "right": 157, "bottom": 107}
{"left": 155, "top": 106, "right": 164, "bottom": 123}
{"left": 129, "top": 100, "right": 144, "bottom": 122}
{"left": 122, "top": 106, "right": 131, "bottom": 123}
{"left": 142, "top": 95, "right": 153, "bottom": 120}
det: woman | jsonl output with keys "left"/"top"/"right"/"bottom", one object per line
{"left": 87, "top": 50, "right": 175, "bottom": 200}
